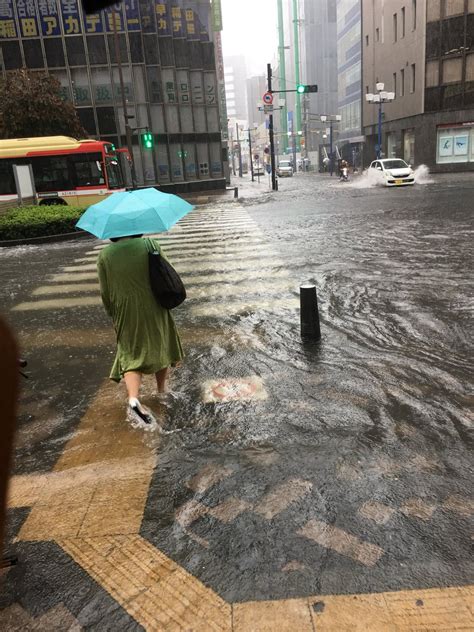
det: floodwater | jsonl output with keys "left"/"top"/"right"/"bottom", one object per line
{"left": 2, "top": 172, "right": 473, "bottom": 606}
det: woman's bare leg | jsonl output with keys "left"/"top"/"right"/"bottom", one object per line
{"left": 155, "top": 367, "right": 169, "bottom": 393}
{"left": 124, "top": 371, "right": 142, "bottom": 400}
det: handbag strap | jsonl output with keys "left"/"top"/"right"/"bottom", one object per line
{"left": 145, "top": 237, "right": 160, "bottom": 254}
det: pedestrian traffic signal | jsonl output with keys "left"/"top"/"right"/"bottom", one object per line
{"left": 141, "top": 131, "right": 154, "bottom": 149}
{"left": 296, "top": 84, "right": 318, "bottom": 94}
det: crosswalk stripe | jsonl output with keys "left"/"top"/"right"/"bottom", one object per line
{"left": 12, "top": 296, "right": 102, "bottom": 311}
{"left": 62, "top": 264, "right": 97, "bottom": 272}
{"left": 32, "top": 283, "right": 100, "bottom": 296}
{"left": 50, "top": 272, "right": 98, "bottom": 282}
{"left": 169, "top": 250, "right": 280, "bottom": 265}
{"left": 169, "top": 256, "right": 284, "bottom": 274}
{"left": 188, "top": 279, "right": 294, "bottom": 300}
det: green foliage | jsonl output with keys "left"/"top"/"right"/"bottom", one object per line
{"left": 0, "top": 70, "right": 86, "bottom": 139}
{"left": 0, "top": 205, "right": 86, "bottom": 241}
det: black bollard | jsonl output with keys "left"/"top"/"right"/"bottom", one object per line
{"left": 300, "top": 284, "right": 321, "bottom": 341}
{"left": 234, "top": 186, "right": 238, "bottom": 199}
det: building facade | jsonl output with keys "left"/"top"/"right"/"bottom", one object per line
{"left": 246, "top": 74, "right": 267, "bottom": 128}
{"left": 362, "top": 0, "right": 474, "bottom": 171}
{"left": 0, "top": 0, "right": 226, "bottom": 191}
{"left": 337, "top": 0, "right": 364, "bottom": 166}
{"left": 223, "top": 55, "right": 247, "bottom": 122}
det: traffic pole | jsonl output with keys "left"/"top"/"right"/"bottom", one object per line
{"left": 248, "top": 128, "right": 254, "bottom": 182}
{"left": 329, "top": 120, "right": 334, "bottom": 177}
{"left": 236, "top": 122, "right": 243, "bottom": 177}
{"left": 267, "top": 63, "right": 277, "bottom": 191}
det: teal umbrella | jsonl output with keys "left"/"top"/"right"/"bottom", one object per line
{"left": 76, "top": 188, "right": 194, "bottom": 239}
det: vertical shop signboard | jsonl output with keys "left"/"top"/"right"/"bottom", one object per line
{"left": 104, "top": 1, "right": 124, "bottom": 32}
{"left": 125, "top": 0, "right": 140, "bottom": 31}
{"left": 139, "top": 0, "right": 155, "bottom": 32}
{"left": 211, "top": 0, "right": 222, "bottom": 31}
{"left": 171, "top": 4, "right": 185, "bottom": 37}
{"left": 155, "top": 0, "right": 171, "bottom": 36}
{"left": 60, "top": 0, "right": 82, "bottom": 34}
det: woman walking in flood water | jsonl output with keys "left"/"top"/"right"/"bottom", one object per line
{"left": 97, "top": 235, "right": 183, "bottom": 428}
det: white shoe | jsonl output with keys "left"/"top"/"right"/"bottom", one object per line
{"left": 127, "top": 398, "right": 157, "bottom": 430}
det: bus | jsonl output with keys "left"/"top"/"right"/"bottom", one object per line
{"left": 0, "top": 136, "right": 126, "bottom": 206}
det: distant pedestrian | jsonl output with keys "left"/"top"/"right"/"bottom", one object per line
{"left": 97, "top": 235, "right": 184, "bottom": 428}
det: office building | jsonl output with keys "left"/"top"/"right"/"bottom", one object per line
{"left": 0, "top": 0, "right": 226, "bottom": 190}
{"left": 337, "top": 0, "right": 364, "bottom": 166}
{"left": 246, "top": 75, "right": 267, "bottom": 128}
{"left": 362, "top": 0, "right": 474, "bottom": 171}
{"left": 224, "top": 55, "right": 248, "bottom": 122}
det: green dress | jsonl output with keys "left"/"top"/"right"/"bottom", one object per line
{"left": 97, "top": 237, "right": 184, "bottom": 382}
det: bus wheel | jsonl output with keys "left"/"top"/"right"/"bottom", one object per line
{"left": 39, "top": 199, "right": 67, "bottom": 206}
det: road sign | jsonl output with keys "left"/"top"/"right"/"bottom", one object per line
{"left": 254, "top": 154, "right": 259, "bottom": 161}
{"left": 263, "top": 104, "right": 273, "bottom": 113}
{"left": 263, "top": 91, "right": 273, "bottom": 105}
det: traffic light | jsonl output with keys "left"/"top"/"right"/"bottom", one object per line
{"left": 296, "top": 84, "right": 318, "bottom": 94}
{"left": 141, "top": 131, "right": 154, "bottom": 149}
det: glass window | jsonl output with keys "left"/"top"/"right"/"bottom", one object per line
{"left": 66, "top": 37, "right": 86, "bottom": 66}
{"left": 437, "top": 126, "right": 472, "bottom": 164}
{"left": 70, "top": 153, "right": 105, "bottom": 186}
{"left": 91, "top": 67, "right": 113, "bottom": 104}
{"left": 411, "top": 64, "right": 416, "bottom": 92}
{"left": 87, "top": 35, "right": 107, "bottom": 65}
{"left": 23, "top": 40, "right": 44, "bottom": 69}
{"left": 189, "top": 41, "right": 203, "bottom": 69}
{"left": 393, "top": 13, "right": 398, "bottom": 41}
{"left": 159, "top": 37, "right": 174, "bottom": 66}
{"left": 412, "top": 0, "right": 417, "bottom": 29}
{"left": 174, "top": 39, "right": 188, "bottom": 68}
{"left": 156, "top": 143, "right": 170, "bottom": 182}
{"left": 442, "top": 57, "right": 462, "bottom": 83}
{"left": 105, "top": 158, "right": 123, "bottom": 188}
{"left": 147, "top": 67, "right": 162, "bottom": 103}
{"left": 143, "top": 34, "right": 159, "bottom": 65}
{"left": 210, "top": 142, "right": 222, "bottom": 177}
{"left": 31, "top": 156, "right": 70, "bottom": 192}
{"left": 426, "top": 60, "right": 439, "bottom": 87}
{"left": 445, "top": 0, "right": 465, "bottom": 16}
{"left": 427, "top": 0, "right": 441, "bottom": 21}
{"left": 0, "top": 160, "right": 16, "bottom": 195}
{"left": 71, "top": 68, "right": 91, "bottom": 105}
{"left": 107, "top": 33, "right": 127, "bottom": 64}
{"left": 467, "top": 54, "right": 474, "bottom": 81}
{"left": 129, "top": 32, "right": 143, "bottom": 63}
{"left": 77, "top": 108, "right": 97, "bottom": 135}
{"left": 1, "top": 41, "right": 22, "bottom": 70}
{"left": 44, "top": 38, "right": 65, "bottom": 68}
{"left": 169, "top": 143, "right": 184, "bottom": 181}
{"left": 400, "top": 68, "right": 405, "bottom": 96}
{"left": 96, "top": 107, "right": 117, "bottom": 135}
{"left": 401, "top": 7, "right": 405, "bottom": 37}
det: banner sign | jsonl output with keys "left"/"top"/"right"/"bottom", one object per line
{"left": 83, "top": 7, "right": 104, "bottom": 33}
{"left": 211, "top": 0, "right": 222, "bottom": 31}
{"left": 60, "top": 0, "right": 82, "bottom": 34}
{"left": 104, "top": 2, "right": 124, "bottom": 32}
{"left": 0, "top": 0, "right": 17, "bottom": 38}
{"left": 184, "top": 7, "right": 198, "bottom": 40}
{"left": 171, "top": 5, "right": 185, "bottom": 36}
{"left": 17, "top": 0, "right": 40, "bottom": 38}
{"left": 125, "top": 0, "right": 140, "bottom": 31}
{"left": 155, "top": 1, "right": 171, "bottom": 36}
{"left": 38, "top": 0, "right": 61, "bottom": 36}
{"left": 139, "top": 0, "right": 155, "bottom": 32}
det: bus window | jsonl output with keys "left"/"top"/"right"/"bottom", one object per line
{"left": 71, "top": 153, "right": 105, "bottom": 186}
{"left": 106, "top": 159, "right": 123, "bottom": 189}
{"left": 31, "top": 156, "right": 70, "bottom": 192}
{"left": 0, "top": 160, "right": 16, "bottom": 195}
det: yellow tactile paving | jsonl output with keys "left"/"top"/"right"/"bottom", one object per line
{"left": 59, "top": 535, "right": 231, "bottom": 632}
{"left": 233, "top": 598, "right": 314, "bottom": 631}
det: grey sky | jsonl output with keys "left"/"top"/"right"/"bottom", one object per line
{"left": 221, "top": 0, "right": 278, "bottom": 77}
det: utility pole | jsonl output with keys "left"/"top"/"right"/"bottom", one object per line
{"left": 267, "top": 63, "right": 277, "bottom": 191}
{"left": 229, "top": 127, "right": 236, "bottom": 175}
{"left": 329, "top": 119, "right": 334, "bottom": 176}
{"left": 236, "top": 122, "right": 243, "bottom": 177}
{"left": 277, "top": 0, "right": 288, "bottom": 152}
{"left": 112, "top": 7, "right": 137, "bottom": 189}
{"left": 292, "top": 0, "right": 302, "bottom": 152}
{"left": 247, "top": 127, "right": 254, "bottom": 182}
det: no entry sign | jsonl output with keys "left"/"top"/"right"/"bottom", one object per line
{"left": 263, "top": 91, "right": 273, "bottom": 105}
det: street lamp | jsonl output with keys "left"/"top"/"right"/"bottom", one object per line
{"left": 366, "top": 82, "right": 395, "bottom": 159}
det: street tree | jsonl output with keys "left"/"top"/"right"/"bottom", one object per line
{"left": 0, "top": 70, "right": 86, "bottom": 139}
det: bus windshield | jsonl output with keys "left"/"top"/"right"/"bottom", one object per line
{"left": 106, "top": 158, "right": 123, "bottom": 189}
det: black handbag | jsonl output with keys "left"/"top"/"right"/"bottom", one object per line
{"left": 145, "top": 238, "right": 186, "bottom": 309}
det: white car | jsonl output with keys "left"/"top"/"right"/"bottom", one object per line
{"left": 369, "top": 158, "right": 415, "bottom": 186}
{"left": 277, "top": 160, "right": 293, "bottom": 177}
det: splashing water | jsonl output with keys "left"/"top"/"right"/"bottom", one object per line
{"left": 348, "top": 163, "right": 434, "bottom": 188}
{"left": 413, "top": 164, "right": 434, "bottom": 184}
{"left": 348, "top": 168, "right": 386, "bottom": 189}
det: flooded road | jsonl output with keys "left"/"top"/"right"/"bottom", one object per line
{"left": 1, "top": 172, "right": 473, "bottom": 627}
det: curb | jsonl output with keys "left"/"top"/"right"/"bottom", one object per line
{"left": 0, "top": 230, "right": 92, "bottom": 248}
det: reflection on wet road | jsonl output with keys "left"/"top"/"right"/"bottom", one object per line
{"left": 1, "top": 173, "right": 473, "bottom": 629}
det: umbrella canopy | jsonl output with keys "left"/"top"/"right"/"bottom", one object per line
{"left": 76, "top": 188, "right": 194, "bottom": 239}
